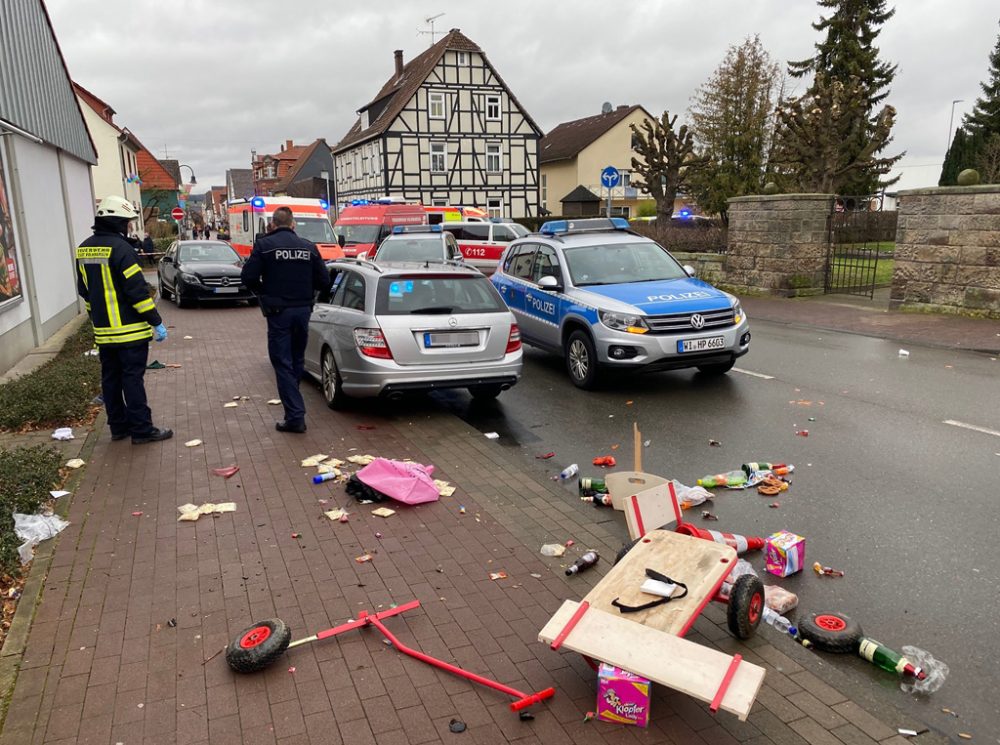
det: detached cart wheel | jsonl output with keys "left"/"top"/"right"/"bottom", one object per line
{"left": 797, "top": 612, "right": 863, "bottom": 653}
{"left": 614, "top": 538, "right": 641, "bottom": 566}
{"left": 225, "top": 618, "right": 292, "bottom": 673}
{"left": 727, "top": 574, "right": 765, "bottom": 640}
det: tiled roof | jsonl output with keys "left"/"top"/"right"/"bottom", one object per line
{"left": 72, "top": 82, "right": 115, "bottom": 124}
{"left": 334, "top": 29, "right": 540, "bottom": 153}
{"left": 161, "top": 159, "right": 182, "bottom": 186}
{"left": 540, "top": 105, "right": 651, "bottom": 164}
{"left": 273, "top": 138, "right": 327, "bottom": 192}
{"left": 133, "top": 136, "right": 179, "bottom": 191}
{"left": 227, "top": 169, "right": 254, "bottom": 200}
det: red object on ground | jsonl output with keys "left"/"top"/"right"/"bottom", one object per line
{"left": 536, "top": 452, "right": 555, "bottom": 460}
{"left": 592, "top": 456, "right": 617, "bottom": 467}
{"left": 675, "top": 524, "right": 765, "bottom": 555}
{"left": 212, "top": 465, "right": 240, "bottom": 478}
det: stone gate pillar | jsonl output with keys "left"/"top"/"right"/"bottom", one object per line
{"left": 725, "top": 194, "right": 834, "bottom": 296}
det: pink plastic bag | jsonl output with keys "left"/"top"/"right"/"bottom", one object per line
{"left": 356, "top": 458, "right": 439, "bottom": 505}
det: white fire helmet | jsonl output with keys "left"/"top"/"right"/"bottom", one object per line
{"left": 96, "top": 195, "right": 138, "bottom": 220}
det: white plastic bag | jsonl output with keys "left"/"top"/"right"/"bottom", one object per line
{"left": 51, "top": 427, "right": 74, "bottom": 441}
{"left": 14, "top": 512, "right": 70, "bottom": 564}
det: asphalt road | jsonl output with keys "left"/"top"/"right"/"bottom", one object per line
{"left": 418, "top": 320, "right": 1000, "bottom": 741}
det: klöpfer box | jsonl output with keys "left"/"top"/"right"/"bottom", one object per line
{"left": 765, "top": 530, "right": 806, "bottom": 577}
{"left": 596, "top": 663, "right": 651, "bottom": 727}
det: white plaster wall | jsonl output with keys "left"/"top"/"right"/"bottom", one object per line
{"left": 61, "top": 152, "right": 96, "bottom": 250}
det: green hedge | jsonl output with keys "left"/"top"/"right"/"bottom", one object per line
{"left": 0, "top": 444, "right": 62, "bottom": 572}
{"left": 153, "top": 237, "right": 174, "bottom": 253}
{"left": 0, "top": 324, "right": 101, "bottom": 430}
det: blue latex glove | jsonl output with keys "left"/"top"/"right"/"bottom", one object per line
{"left": 153, "top": 324, "right": 167, "bottom": 342}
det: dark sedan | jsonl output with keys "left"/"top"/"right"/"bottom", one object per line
{"left": 157, "top": 240, "right": 256, "bottom": 308}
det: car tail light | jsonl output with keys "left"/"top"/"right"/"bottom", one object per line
{"left": 505, "top": 323, "right": 521, "bottom": 354}
{"left": 354, "top": 328, "right": 393, "bottom": 359}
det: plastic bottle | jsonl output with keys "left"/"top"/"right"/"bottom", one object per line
{"left": 565, "top": 551, "right": 599, "bottom": 576}
{"left": 312, "top": 472, "right": 337, "bottom": 484}
{"left": 761, "top": 607, "right": 797, "bottom": 636}
{"left": 558, "top": 464, "right": 579, "bottom": 481}
{"left": 742, "top": 462, "right": 786, "bottom": 476}
{"left": 696, "top": 470, "right": 747, "bottom": 488}
{"left": 578, "top": 476, "right": 607, "bottom": 494}
{"left": 858, "top": 638, "right": 926, "bottom": 679}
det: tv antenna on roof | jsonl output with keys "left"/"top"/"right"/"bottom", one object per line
{"left": 417, "top": 12, "right": 445, "bottom": 46}
{"left": 601, "top": 102, "right": 613, "bottom": 114}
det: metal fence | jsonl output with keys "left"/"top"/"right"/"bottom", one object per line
{"left": 825, "top": 196, "right": 897, "bottom": 298}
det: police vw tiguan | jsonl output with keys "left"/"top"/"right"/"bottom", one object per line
{"left": 490, "top": 218, "right": 751, "bottom": 389}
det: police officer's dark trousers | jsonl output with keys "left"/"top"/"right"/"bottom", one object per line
{"left": 99, "top": 343, "right": 154, "bottom": 437}
{"left": 266, "top": 306, "right": 311, "bottom": 425}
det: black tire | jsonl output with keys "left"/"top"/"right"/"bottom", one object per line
{"left": 158, "top": 275, "right": 172, "bottom": 301}
{"left": 246, "top": 297, "right": 259, "bottom": 307}
{"left": 174, "top": 282, "right": 189, "bottom": 309}
{"left": 697, "top": 359, "right": 735, "bottom": 375}
{"left": 321, "top": 348, "right": 350, "bottom": 410}
{"left": 225, "top": 618, "right": 292, "bottom": 673}
{"left": 468, "top": 384, "right": 504, "bottom": 401}
{"left": 565, "top": 330, "right": 600, "bottom": 390}
{"left": 727, "top": 574, "right": 765, "bottom": 640}
{"left": 614, "top": 538, "right": 641, "bottom": 566}
{"left": 797, "top": 612, "right": 864, "bottom": 653}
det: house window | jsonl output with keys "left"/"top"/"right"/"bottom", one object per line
{"left": 362, "top": 153, "right": 368, "bottom": 177}
{"left": 345, "top": 160, "right": 353, "bottom": 180}
{"left": 622, "top": 171, "right": 631, "bottom": 188}
{"left": 360, "top": 109, "right": 369, "bottom": 130}
{"left": 541, "top": 174, "right": 547, "bottom": 209}
{"left": 610, "top": 206, "right": 631, "bottom": 218}
{"left": 429, "top": 91, "right": 445, "bottom": 120}
{"left": 486, "top": 95, "right": 501, "bottom": 121}
{"left": 487, "top": 198, "right": 502, "bottom": 219}
{"left": 486, "top": 144, "right": 501, "bottom": 174}
{"left": 430, "top": 143, "right": 447, "bottom": 173}
{"left": 457, "top": 51, "right": 468, "bottom": 65}
{"left": 433, "top": 199, "right": 448, "bottom": 206}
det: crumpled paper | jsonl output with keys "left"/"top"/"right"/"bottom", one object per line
{"left": 51, "top": 427, "right": 74, "bottom": 441}
{"left": 14, "top": 512, "right": 70, "bottom": 563}
{"left": 177, "top": 502, "right": 237, "bottom": 521}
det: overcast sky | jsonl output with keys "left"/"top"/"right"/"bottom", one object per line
{"left": 47, "top": 0, "right": 999, "bottom": 196}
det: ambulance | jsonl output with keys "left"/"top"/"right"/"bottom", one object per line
{"left": 227, "top": 197, "right": 344, "bottom": 260}
{"left": 423, "top": 204, "right": 489, "bottom": 224}
{"left": 332, "top": 200, "right": 427, "bottom": 258}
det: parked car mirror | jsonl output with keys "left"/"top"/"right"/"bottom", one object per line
{"left": 358, "top": 252, "right": 368, "bottom": 261}
{"left": 683, "top": 264, "right": 696, "bottom": 277}
{"left": 538, "top": 275, "right": 562, "bottom": 292}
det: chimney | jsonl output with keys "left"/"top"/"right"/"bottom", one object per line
{"left": 394, "top": 49, "right": 404, "bottom": 78}
{"left": 285, "top": 139, "right": 293, "bottom": 152}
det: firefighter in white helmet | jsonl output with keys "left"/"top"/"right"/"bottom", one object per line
{"left": 76, "top": 196, "right": 172, "bottom": 444}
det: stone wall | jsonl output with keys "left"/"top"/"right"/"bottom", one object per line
{"left": 672, "top": 252, "right": 725, "bottom": 286}
{"left": 892, "top": 185, "right": 1000, "bottom": 318}
{"left": 724, "top": 194, "right": 834, "bottom": 296}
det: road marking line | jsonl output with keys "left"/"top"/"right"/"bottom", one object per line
{"left": 733, "top": 368, "right": 774, "bottom": 380}
{"left": 943, "top": 420, "right": 1000, "bottom": 438}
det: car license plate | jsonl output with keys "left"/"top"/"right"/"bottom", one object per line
{"left": 678, "top": 336, "right": 725, "bottom": 353}
{"left": 214, "top": 287, "right": 239, "bottom": 294}
{"left": 424, "top": 332, "right": 478, "bottom": 348}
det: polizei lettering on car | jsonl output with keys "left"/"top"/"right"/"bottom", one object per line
{"left": 276, "top": 249, "right": 312, "bottom": 260}
{"left": 643, "top": 290, "right": 713, "bottom": 303}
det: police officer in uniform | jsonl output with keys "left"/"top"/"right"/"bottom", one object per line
{"left": 241, "top": 206, "right": 330, "bottom": 433}
{"left": 76, "top": 196, "right": 172, "bottom": 444}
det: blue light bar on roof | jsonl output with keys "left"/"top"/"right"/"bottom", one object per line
{"left": 392, "top": 224, "right": 442, "bottom": 234}
{"left": 251, "top": 197, "right": 266, "bottom": 209}
{"left": 319, "top": 199, "right": 329, "bottom": 210}
{"left": 540, "top": 217, "right": 629, "bottom": 235}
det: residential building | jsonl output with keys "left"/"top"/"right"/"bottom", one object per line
{"left": 72, "top": 82, "right": 145, "bottom": 235}
{"left": 135, "top": 144, "right": 180, "bottom": 224}
{"left": 0, "top": 0, "right": 98, "bottom": 375}
{"left": 226, "top": 168, "right": 254, "bottom": 204}
{"left": 333, "top": 29, "right": 542, "bottom": 218}
{"left": 270, "top": 139, "right": 335, "bottom": 201}
{"left": 253, "top": 140, "right": 313, "bottom": 196}
{"left": 203, "top": 185, "right": 227, "bottom": 227}
{"left": 540, "top": 104, "right": 661, "bottom": 219}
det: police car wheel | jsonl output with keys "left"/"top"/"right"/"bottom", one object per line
{"left": 697, "top": 360, "right": 735, "bottom": 375}
{"left": 321, "top": 348, "right": 349, "bottom": 410}
{"left": 566, "top": 330, "right": 600, "bottom": 389}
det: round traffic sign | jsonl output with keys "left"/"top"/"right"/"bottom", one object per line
{"left": 601, "top": 166, "right": 621, "bottom": 189}
{"left": 171, "top": 207, "right": 184, "bottom": 221}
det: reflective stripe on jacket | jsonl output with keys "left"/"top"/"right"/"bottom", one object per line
{"left": 76, "top": 230, "right": 162, "bottom": 346}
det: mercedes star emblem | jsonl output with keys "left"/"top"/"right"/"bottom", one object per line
{"left": 221, "top": 277, "right": 230, "bottom": 287}
{"left": 448, "top": 317, "right": 459, "bottom": 328}
{"left": 690, "top": 313, "right": 705, "bottom": 329}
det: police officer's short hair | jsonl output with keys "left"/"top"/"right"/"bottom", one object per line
{"left": 272, "top": 207, "right": 294, "bottom": 227}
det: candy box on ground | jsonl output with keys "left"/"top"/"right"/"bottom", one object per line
{"left": 766, "top": 530, "right": 806, "bottom": 577}
{"left": 596, "top": 663, "right": 651, "bottom": 727}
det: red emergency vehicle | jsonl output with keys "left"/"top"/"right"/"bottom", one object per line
{"left": 423, "top": 205, "right": 489, "bottom": 224}
{"left": 332, "top": 201, "right": 427, "bottom": 258}
{"left": 228, "top": 197, "right": 344, "bottom": 260}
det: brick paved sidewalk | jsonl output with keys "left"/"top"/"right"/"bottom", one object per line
{"left": 0, "top": 301, "right": 944, "bottom": 745}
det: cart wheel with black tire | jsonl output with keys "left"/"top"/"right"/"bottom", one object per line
{"left": 614, "top": 538, "right": 640, "bottom": 566}
{"left": 726, "top": 574, "right": 764, "bottom": 640}
{"left": 797, "top": 611, "right": 864, "bottom": 653}
{"left": 226, "top": 618, "right": 292, "bottom": 673}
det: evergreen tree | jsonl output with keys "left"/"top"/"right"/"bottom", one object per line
{"left": 965, "top": 20, "right": 1000, "bottom": 137}
{"left": 789, "top": 0, "right": 898, "bottom": 193}
{"left": 939, "top": 128, "right": 982, "bottom": 185}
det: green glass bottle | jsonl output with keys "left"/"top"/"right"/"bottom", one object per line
{"left": 578, "top": 477, "right": 607, "bottom": 494}
{"left": 858, "top": 638, "right": 926, "bottom": 679}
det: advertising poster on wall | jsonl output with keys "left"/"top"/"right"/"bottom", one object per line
{"left": 0, "top": 147, "right": 23, "bottom": 308}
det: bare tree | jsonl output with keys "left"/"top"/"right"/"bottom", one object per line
{"left": 977, "top": 133, "right": 1000, "bottom": 183}
{"left": 630, "top": 112, "right": 700, "bottom": 221}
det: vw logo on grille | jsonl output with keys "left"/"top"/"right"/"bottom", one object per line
{"left": 448, "top": 317, "right": 459, "bottom": 328}
{"left": 690, "top": 313, "right": 705, "bottom": 329}
{"left": 220, "top": 277, "right": 231, "bottom": 287}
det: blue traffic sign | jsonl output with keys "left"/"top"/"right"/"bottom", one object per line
{"left": 600, "top": 166, "right": 621, "bottom": 189}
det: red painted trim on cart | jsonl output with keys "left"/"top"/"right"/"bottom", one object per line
{"left": 631, "top": 494, "right": 646, "bottom": 537}
{"left": 669, "top": 480, "right": 683, "bottom": 526}
{"left": 315, "top": 599, "right": 421, "bottom": 641}
{"left": 710, "top": 654, "right": 743, "bottom": 713}
{"left": 677, "top": 562, "right": 732, "bottom": 638}
{"left": 550, "top": 601, "right": 590, "bottom": 650}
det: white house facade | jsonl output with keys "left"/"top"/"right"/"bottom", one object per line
{"left": 333, "top": 30, "right": 542, "bottom": 219}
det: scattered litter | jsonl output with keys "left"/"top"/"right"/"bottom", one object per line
{"left": 566, "top": 551, "right": 599, "bottom": 576}
{"left": 701, "top": 511, "right": 719, "bottom": 521}
{"left": 137, "top": 703, "right": 144, "bottom": 709}
{"left": 177, "top": 503, "right": 237, "bottom": 521}
{"left": 131, "top": 511, "right": 143, "bottom": 517}
{"left": 448, "top": 719, "right": 467, "bottom": 733}
{"left": 223, "top": 402, "right": 238, "bottom": 408}
{"left": 51, "top": 427, "right": 74, "bottom": 441}
{"left": 14, "top": 513, "right": 70, "bottom": 563}
{"left": 592, "top": 455, "right": 616, "bottom": 467}
{"left": 766, "top": 531, "right": 806, "bottom": 577}
{"left": 165, "top": 363, "right": 182, "bottom": 368}
{"left": 942, "top": 708, "right": 959, "bottom": 717}
{"left": 301, "top": 454, "right": 330, "bottom": 467}
{"left": 958, "top": 734, "right": 972, "bottom": 740}
{"left": 764, "top": 585, "right": 798, "bottom": 613}
{"left": 291, "top": 532, "right": 301, "bottom": 539}
{"left": 519, "top": 711, "right": 534, "bottom": 721}
{"left": 897, "top": 728, "right": 928, "bottom": 737}
{"left": 625, "top": 400, "right": 633, "bottom": 405}
{"left": 212, "top": 465, "right": 240, "bottom": 479}
{"left": 167, "top": 618, "right": 177, "bottom": 627}
{"left": 530, "top": 573, "right": 542, "bottom": 579}
{"left": 769, "top": 502, "right": 781, "bottom": 508}
{"left": 796, "top": 430, "right": 809, "bottom": 437}
{"left": 558, "top": 464, "right": 579, "bottom": 481}
{"left": 324, "top": 509, "right": 348, "bottom": 522}
{"left": 183, "top": 335, "right": 193, "bottom": 340}
{"left": 540, "top": 543, "right": 566, "bottom": 557}
{"left": 583, "top": 711, "right": 595, "bottom": 722}
{"left": 184, "top": 439, "right": 202, "bottom": 448}
{"left": 355, "top": 554, "right": 374, "bottom": 563}
{"left": 352, "top": 458, "right": 439, "bottom": 505}
{"left": 758, "top": 474, "right": 789, "bottom": 496}
{"left": 813, "top": 562, "right": 844, "bottom": 577}
{"left": 375, "top": 531, "right": 383, "bottom": 539}
{"left": 708, "top": 439, "right": 722, "bottom": 447}
{"left": 49, "top": 490, "right": 70, "bottom": 499}
{"left": 611, "top": 444, "right": 619, "bottom": 450}
{"left": 643, "top": 440, "right": 650, "bottom": 447}
{"left": 791, "top": 399, "right": 812, "bottom": 406}
{"left": 536, "top": 452, "right": 555, "bottom": 460}
{"left": 371, "top": 507, "right": 396, "bottom": 518}
{"left": 65, "top": 458, "right": 85, "bottom": 469}
{"left": 458, "top": 506, "right": 466, "bottom": 514}
{"left": 288, "top": 666, "right": 296, "bottom": 674}
{"left": 347, "top": 454, "right": 377, "bottom": 465}
{"left": 675, "top": 481, "right": 714, "bottom": 510}
{"left": 808, "top": 417, "right": 816, "bottom": 421}
{"left": 564, "top": 540, "right": 574, "bottom": 547}
{"left": 697, "top": 470, "right": 747, "bottom": 489}
{"left": 83, "top": 348, "right": 99, "bottom": 356}
{"left": 267, "top": 399, "right": 281, "bottom": 405}
{"left": 434, "top": 479, "right": 456, "bottom": 497}
{"left": 313, "top": 472, "right": 339, "bottom": 484}
{"left": 484, "top": 432, "right": 500, "bottom": 440}
{"left": 898, "top": 349, "right": 910, "bottom": 358}
{"left": 489, "top": 571, "right": 508, "bottom": 580}
{"left": 356, "top": 424, "right": 376, "bottom": 431}
{"left": 900, "top": 646, "right": 950, "bottom": 695}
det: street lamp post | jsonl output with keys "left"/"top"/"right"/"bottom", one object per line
{"left": 947, "top": 99, "right": 964, "bottom": 152}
